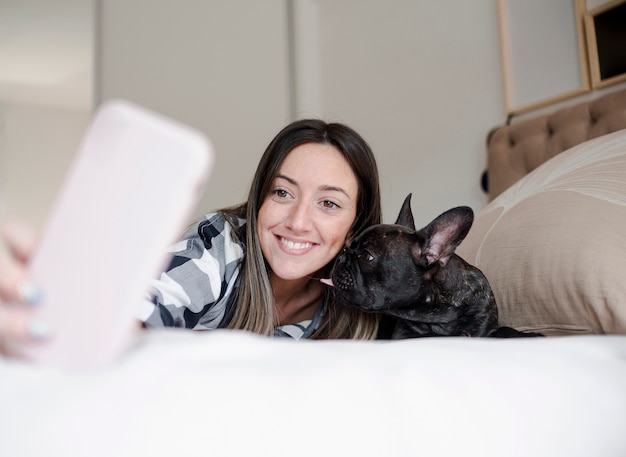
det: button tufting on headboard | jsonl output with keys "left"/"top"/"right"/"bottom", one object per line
{"left": 486, "top": 88, "right": 626, "bottom": 200}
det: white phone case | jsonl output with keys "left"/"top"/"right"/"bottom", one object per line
{"left": 22, "top": 100, "right": 213, "bottom": 371}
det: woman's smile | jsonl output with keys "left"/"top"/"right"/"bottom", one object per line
{"left": 257, "top": 142, "right": 358, "bottom": 282}
{"left": 277, "top": 235, "right": 315, "bottom": 253}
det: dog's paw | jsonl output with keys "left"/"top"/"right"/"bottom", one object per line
{"left": 489, "top": 326, "right": 544, "bottom": 338}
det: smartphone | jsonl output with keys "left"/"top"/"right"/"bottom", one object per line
{"left": 20, "top": 100, "right": 213, "bottom": 371}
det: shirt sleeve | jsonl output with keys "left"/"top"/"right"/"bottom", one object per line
{"left": 140, "top": 212, "right": 245, "bottom": 329}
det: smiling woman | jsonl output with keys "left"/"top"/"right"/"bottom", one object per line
{"left": 258, "top": 143, "right": 358, "bottom": 279}
{"left": 257, "top": 142, "right": 359, "bottom": 325}
{"left": 0, "top": 119, "right": 383, "bottom": 353}
{"left": 135, "top": 118, "right": 384, "bottom": 339}
{"left": 0, "top": 118, "right": 383, "bottom": 366}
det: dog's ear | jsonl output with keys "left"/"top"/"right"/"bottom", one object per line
{"left": 416, "top": 206, "right": 473, "bottom": 267}
{"left": 395, "top": 193, "right": 415, "bottom": 230}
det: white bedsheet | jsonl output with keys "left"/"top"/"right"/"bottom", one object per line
{"left": 1, "top": 331, "right": 626, "bottom": 457}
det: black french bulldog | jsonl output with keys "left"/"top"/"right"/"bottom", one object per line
{"left": 323, "top": 194, "right": 542, "bottom": 339}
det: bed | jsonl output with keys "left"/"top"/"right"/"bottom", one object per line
{"left": 458, "top": 88, "right": 626, "bottom": 336}
{"left": 2, "top": 91, "right": 626, "bottom": 457}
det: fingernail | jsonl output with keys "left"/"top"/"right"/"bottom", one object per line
{"left": 26, "top": 319, "right": 52, "bottom": 340}
{"left": 17, "top": 282, "right": 42, "bottom": 307}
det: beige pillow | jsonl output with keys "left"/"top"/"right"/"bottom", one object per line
{"left": 457, "top": 129, "right": 626, "bottom": 335}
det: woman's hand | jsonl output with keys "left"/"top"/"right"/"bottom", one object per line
{"left": 0, "top": 220, "right": 49, "bottom": 356}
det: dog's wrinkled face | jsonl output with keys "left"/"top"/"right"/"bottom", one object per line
{"left": 331, "top": 224, "right": 426, "bottom": 312}
{"left": 325, "top": 193, "right": 473, "bottom": 314}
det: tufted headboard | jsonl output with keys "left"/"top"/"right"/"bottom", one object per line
{"left": 486, "top": 88, "right": 626, "bottom": 200}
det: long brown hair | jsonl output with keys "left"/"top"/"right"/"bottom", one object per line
{"left": 224, "top": 119, "right": 382, "bottom": 339}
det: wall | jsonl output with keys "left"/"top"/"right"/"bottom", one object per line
{"left": 96, "top": 0, "right": 505, "bottom": 225}
{"left": 4, "top": 1, "right": 617, "bottom": 231}
{"left": 0, "top": 104, "right": 90, "bottom": 227}
{"left": 97, "top": 0, "right": 292, "bottom": 221}
{"left": 314, "top": 0, "right": 504, "bottom": 224}
{"left": 0, "top": 0, "right": 93, "bottom": 229}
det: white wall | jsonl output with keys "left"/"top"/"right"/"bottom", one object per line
{"left": 0, "top": 104, "right": 90, "bottom": 227}
{"left": 96, "top": 0, "right": 504, "bottom": 225}
{"left": 313, "top": 0, "right": 503, "bottom": 225}
{"left": 3, "top": 0, "right": 620, "bottom": 232}
{"left": 0, "top": 0, "right": 93, "bottom": 230}
{"left": 97, "top": 0, "right": 292, "bottom": 221}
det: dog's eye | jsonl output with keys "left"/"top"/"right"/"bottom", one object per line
{"left": 358, "top": 251, "right": 374, "bottom": 262}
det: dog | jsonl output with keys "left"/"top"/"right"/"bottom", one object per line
{"left": 322, "top": 194, "right": 542, "bottom": 339}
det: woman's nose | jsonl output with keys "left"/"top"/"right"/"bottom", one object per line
{"left": 286, "top": 200, "right": 312, "bottom": 232}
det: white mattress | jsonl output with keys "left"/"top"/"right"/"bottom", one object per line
{"left": 1, "top": 330, "right": 625, "bottom": 457}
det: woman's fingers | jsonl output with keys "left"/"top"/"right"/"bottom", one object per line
{"left": 0, "top": 255, "right": 32, "bottom": 303}
{"left": 0, "top": 278, "right": 51, "bottom": 354}
{"left": 0, "top": 306, "right": 50, "bottom": 341}
{"left": 2, "top": 219, "right": 38, "bottom": 263}
{"left": 0, "top": 219, "right": 41, "bottom": 305}
{"left": 0, "top": 305, "right": 52, "bottom": 357}
{"left": 0, "top": 220, "right": 47, "bottom": 354}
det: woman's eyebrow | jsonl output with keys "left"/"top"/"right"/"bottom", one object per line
{"left": 276, "top": 174, "right": 352, "bottom": 198}
{"left": 320, "top": 185, "right": 351, "bottom": 198}
{"left": 276, "top": 174, "right": 297, "bottom": 185}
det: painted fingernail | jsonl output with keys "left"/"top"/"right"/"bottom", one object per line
{"left": 26, "top": 319, "right": 52, "bottom": 340}
{"left": 17, "top": 282, "right": 42, "bottom": 307}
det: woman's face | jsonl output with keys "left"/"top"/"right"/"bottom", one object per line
{"left": 258, "top": 142, "right": 358, "bottom": 282}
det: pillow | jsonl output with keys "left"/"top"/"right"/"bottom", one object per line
{"left": 457, "top": 129, "right": 626, "bottom": 335}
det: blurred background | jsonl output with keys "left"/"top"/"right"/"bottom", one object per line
{"left": 1, "top": 0, "right": 624, "bottom": 230}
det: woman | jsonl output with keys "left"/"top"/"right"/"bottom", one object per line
{"left": 0, "top": 118, "right": 383, "bottom": 351}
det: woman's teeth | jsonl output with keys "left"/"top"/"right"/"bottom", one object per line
{"left": 280, "top": 237, "right": 312, "bottom": 250}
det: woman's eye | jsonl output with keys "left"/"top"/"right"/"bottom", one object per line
{"left": 321, "top": 200, "right": 340, "bottom": 210}
{"left": 272, "top": 188, "right": 291, "bottom": 199}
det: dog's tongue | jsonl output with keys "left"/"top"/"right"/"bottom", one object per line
{"left": 319, "top": 277, "right": 334, "bottom": 287}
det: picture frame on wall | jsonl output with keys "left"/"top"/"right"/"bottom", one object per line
{"left": 497, "top": 0, "right": 590, "bottom": 116}
{"left": 585, "top": 0, "right": 626, "bottom": 89}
